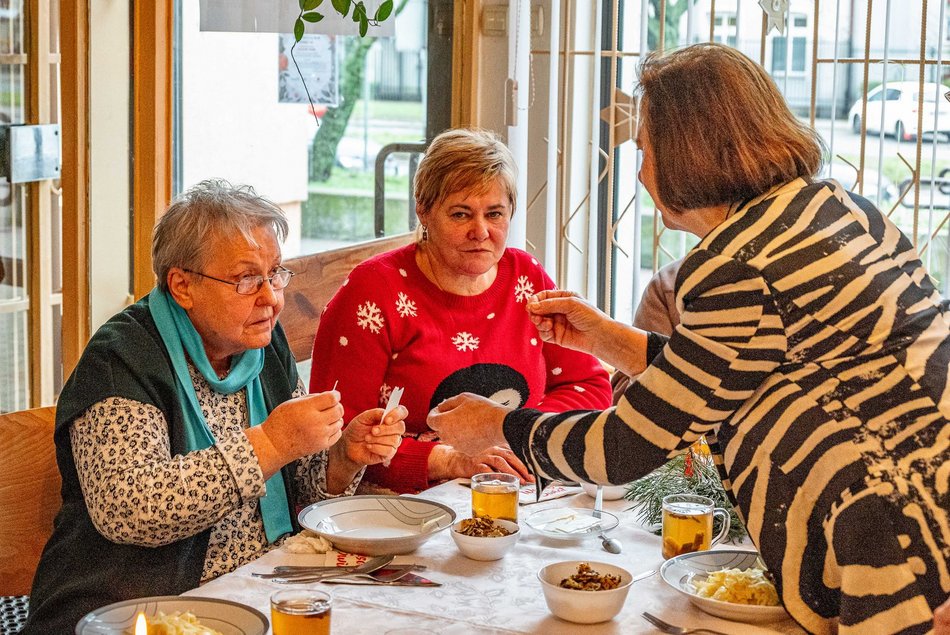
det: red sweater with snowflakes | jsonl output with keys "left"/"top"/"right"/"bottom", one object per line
{"left": 309, "top": 244, "right": 612, "bottom": 493}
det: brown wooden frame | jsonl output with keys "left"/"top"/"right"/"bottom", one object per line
{"left": 131, "top": 2, "right": 173, "bottom": 299}
{"left": 60, "top": 0, "right": 90, "bottom": 377}
{"left": 452, "top": 0, "right": 479, "bottom": 126}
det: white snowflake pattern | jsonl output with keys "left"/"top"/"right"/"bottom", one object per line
{"left": 395, "top": 292, "right": 418, "bottom": 318}
{"left": 531, "top": 258, "right": 539, "bottom": 266}
{"left": 573, "top": 385, "right": 586, "bottom": 393}
{"left": 487, "top": 313, "right": 496, "bottom": 320}
{"left": 530, "top": 338, "right": 538, "bottom": 346}
{"left": 339, "top": 336, "right": 349, "bottom": 346}
{"left": 551, "top": 367, "right": 563, "bottom": 375}
{"left": 356, "top": 301, "right": 384, "bottom": 333}
{"left": 343, "top": 278, "right": 350, "bottom": 286}
{"left": 398, "top": 268, "right": 408, "bottom": 277}
{"left": 379, "top": 383, "right": 393, "bottom": 406}
{"left": 452, "top": 331, "right": 480, "bottom": 352}
{"left": 514, "top": 275, "right": 535, "bottom": 303}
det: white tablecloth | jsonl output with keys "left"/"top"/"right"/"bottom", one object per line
{"left": 187, "top": 480, "right": 807, "bottom": 634}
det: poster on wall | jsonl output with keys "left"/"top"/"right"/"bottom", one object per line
{"left": 199, "top": 0, "right": 395, "bottom": 37}
{"left": 278, "top": 34, "right": 339, "bottom": 107}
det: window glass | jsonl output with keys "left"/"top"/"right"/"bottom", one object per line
{"left": 174, "top": 0, "right": 429, "bottom": 258}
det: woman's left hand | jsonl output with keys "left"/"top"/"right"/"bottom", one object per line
{"left": 341, "top": 406, "right": 408, "bottom": 466}
{"left": 427, "top": 393, "right": 508, "bottom": 456}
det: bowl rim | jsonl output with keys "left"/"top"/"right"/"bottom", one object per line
{"left": 537, "top": 560, "right": 635, "bottom": 592}
{"left": 298, "top": 494, "right": 457, "bottom": 537}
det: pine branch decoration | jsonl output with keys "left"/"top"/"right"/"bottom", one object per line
{"left": 624, "top": 449, "right": 747, "bottom": 542}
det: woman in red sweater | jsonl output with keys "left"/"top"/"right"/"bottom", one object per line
{"left": 310, "top": 128, "right": 612, "bottom": 493}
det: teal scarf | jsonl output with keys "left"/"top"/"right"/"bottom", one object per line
{"left": 148, "top": 287, "right": 293, "bottom": 543}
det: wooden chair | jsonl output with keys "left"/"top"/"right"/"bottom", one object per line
{"left": 0, "top": 406, "right": 60, "bottom": 598}
{"left": 280, "top": 234, "right": 413, "bottom": 362}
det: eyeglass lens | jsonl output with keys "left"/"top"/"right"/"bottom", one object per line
{"left": 236, "top": 269, "right": 292, "bottom": 295}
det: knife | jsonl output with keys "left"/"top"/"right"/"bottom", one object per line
{"left": 322, "top": 571, "right": 441, "bottom": 587}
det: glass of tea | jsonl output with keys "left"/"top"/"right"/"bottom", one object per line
{"left": 661, "top": 493, "right": 730, "bottom": 560}
{"left": 471, "top": 472, "right": 519, "bottom": 522}
{"left": 271, "top": 588, "right": 332, "bottom": 635}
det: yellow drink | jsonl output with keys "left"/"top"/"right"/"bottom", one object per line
{"left": 661, "top": 501, "right": 713, "bottom": 559}
{"left": 471, "top": 473, "right": 518, "bottom": 522}
{"left": 271, "top": 592, "right": 331, "bottom": 635}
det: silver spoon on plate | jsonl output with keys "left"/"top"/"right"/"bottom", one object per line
{"left": 593, "top": 485, "right": 623, "bottom": 554}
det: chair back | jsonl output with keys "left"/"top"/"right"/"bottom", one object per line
{"left": 0, "top": 406, "right": 60, "bottom": 596}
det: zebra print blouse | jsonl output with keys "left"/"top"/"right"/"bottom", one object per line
{"left": 504, "top": 178, "right": 949, "bottom": 633}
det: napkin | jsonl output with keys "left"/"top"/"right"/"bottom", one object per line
{"left": 529, "top": 508, "right": 602, "bottom": 533}
{"left": 518, "top": 482, "right": 583, "bottom": 506}
{"left": 322, "top": 572, "right": 441, "bottom": 587}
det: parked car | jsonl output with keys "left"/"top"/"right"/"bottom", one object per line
{"left": 848, "top": 81, "right": 950, "bottom": 141}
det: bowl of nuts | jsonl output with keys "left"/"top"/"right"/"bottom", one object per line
{"left": 537, "top": 561, "right": 634, "bottom": 623}
{"left": 451, "top": 517, "right": 520, "bottom": 561}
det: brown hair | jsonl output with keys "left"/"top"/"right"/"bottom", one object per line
{"left": 637, "top": 43, "right": 823, "bottom": 211}
{"left": 413, "top": 128, "right": 517, "bottom": 220}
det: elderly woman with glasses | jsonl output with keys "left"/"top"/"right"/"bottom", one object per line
{"left": 22, "top": 180, "right": 407, "bottom": 634}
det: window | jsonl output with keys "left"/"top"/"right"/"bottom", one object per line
{"left": 173, "top": 0, "right": 436, "bottom": 259}
{"left": 771, "top": 14, "right": 808, "bottom": 74}
{"left": 712, "top": 12, "right": 737, "bottom": 48}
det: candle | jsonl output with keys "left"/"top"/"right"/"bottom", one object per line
{"left": 134, "top": 612, "right": 148, "bottom": 635}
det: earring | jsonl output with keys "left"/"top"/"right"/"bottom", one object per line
{"left": 422, "top": 225, "right": 428, "bottom": 241}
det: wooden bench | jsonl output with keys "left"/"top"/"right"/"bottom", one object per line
{"left": 280, "top": 234, "right": 414, "bottom": 362}
{"left": 0, "top": 406, "right": 59, "bottom": 597}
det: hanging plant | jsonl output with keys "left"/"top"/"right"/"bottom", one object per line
{"left": 624, "top": 442, "right": 748, "bottom": 542}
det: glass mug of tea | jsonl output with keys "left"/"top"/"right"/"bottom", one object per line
{"left": 661, "top": 493, "right": 731, "bottom": 559}
{"left": 471, "top": 472, "right": 519, "bottom": 522}
{"left": 271, "top": 588, "right": 332, "bottom": 635}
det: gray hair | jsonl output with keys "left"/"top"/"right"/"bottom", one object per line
{"left": 152, "top": 179, "right": 289, "bottom": 291}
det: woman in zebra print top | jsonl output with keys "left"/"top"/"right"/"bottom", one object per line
{"left": 429, "top": 43, "right": 949, "bottom": 633}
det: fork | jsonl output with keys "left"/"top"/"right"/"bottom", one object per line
{"left": 641, "top": 612, "right": 730, "bottom": 635}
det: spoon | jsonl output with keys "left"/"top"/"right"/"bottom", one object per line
{"left": 593, "top": 485, "right": 623, "bottom": 554}
{"left": 258, "top": 554, "right": 394, "bottom": 582}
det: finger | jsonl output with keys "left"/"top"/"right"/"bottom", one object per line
{"left": 434, "top": 393, "right": 469, "bottom": 413}
{"left": 527, "top": 296, "right": 579, "bottom": 317}
{"left": 533, "top": 289, "right": 576, "bottom": 302}
{"left": 303, "top": 390, "right": 341, "bottom": 409}
{"left": 327, "top": 427, "right": 343, "bottom": 447}
{"left": 381, "top": 405, "right": 408, "bottom": 426}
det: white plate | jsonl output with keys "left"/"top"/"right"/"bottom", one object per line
{"left": 298, "top": 494, "right": 456, "bottom": 555}
{"left": 76, "top": 596, "right": 267, "bottom": 635}
{"left": 525, "top": 507, "right": 619, "bottom": 539}
{"left": 659, "top": 550, "right": 789, "bottom": 623}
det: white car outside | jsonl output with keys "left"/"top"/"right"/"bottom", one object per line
{"left": 848, "top": 81, "right": 950, "bottom": 141}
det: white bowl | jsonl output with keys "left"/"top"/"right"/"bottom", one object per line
{"left": 580, "top": 482, "right": 628, "bottom": 501}
{"left": 298, "top": 495, "right": 456, "bottom": 555}
{"left": 451, "top": 518, "right": 520, "bottom": 561}
{"left": 537, "top": 561, "right": 634, "bottom": 624}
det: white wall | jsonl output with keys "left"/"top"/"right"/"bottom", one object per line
{"left": 89, "top": 1, "right": 131, "bottom": 330}
{"left": 181, "top": 0, "right": 311, "bottom": 255}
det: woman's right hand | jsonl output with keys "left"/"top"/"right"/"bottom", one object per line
{"left": 250, "top": 391, "right": 345, "bottom": 478}
{"left": 526, "top": 290, "right": 611, "bottom": 355}
{"left": 427, "top": 443, "right": 534, "bottom": 484}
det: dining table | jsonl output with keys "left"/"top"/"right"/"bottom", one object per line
{"left": 187, "top": 479, "right": 808, "bottom": 634}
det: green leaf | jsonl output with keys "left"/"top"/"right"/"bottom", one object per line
{"left": 331, "top": 0, "right": 350, "bottom": 17}
{"left": 302, "top": 11, "right": 324, "bottom": 22}
{"left": 294, "top": 17, "right": 305, "bottom": 41}
{"left": 375, "top": 0, "right": 393, "bottom": 21}
{"left": 302, "top": 0, "right": 320, "bottom": 9}
{"left": 359, "top": 13, "right": 368, "bottom": 37}
{"left": 352, "top": 2, "right": 363, "bottom": 22}
{"left": 299, "top": 0, "right": 306, "bottom": 10}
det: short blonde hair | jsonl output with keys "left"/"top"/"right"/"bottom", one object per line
{"left": 637, "top": 43, "right": 823, "bottom": 211}
{"left": 413, "top": 128, "right": 517, "bottom": 217}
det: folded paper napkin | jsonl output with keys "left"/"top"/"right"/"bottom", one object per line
{"left": 281, "top": 529, "right": 332, "bottom": 554}
{"left": 518, "top": 482, "right": 583, "bottom": 506}
{"left": 529, "top": 509, "right": 601, "bottom": 533}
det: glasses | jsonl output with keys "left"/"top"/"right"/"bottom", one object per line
{"left": 184, "top": 266, "right": 295, "bottom": 295}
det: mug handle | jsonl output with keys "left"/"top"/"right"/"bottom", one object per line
{"left": 710, "top": 508, "right": 731, "bottom": 547}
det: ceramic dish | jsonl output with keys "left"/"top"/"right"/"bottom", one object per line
{"left": 451, "top": 518, "right": 520, "bottom": 560}
{"left": 659, "top": 549, "right": 789, "bottom": 623}
{"left": 537, "top": 560, "right": 633, "bottom": 623}
{"left": 580, "top": 482, "right": 628, "bottom": 501}
{"left": 76, "top": 596, "right": 267, "bottom": 635}
{"left": 525, "top": 507, "right": 619, "bottom": 539}
{"left": 298, "top": 494, "right": 456, "bottom": 555}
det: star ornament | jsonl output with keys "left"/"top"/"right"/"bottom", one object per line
{"left": 759, "top": 0, "right": 788, "bottom": 35}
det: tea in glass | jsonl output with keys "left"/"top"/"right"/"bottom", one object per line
{"left": 471, "top": 472, "right": 519, "bottom": 522}
{"left": 271, "top": 589, "right": 332, "bottom": 635}
{"left": 661, "top": 493, "right": 730, "bottom": 559}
